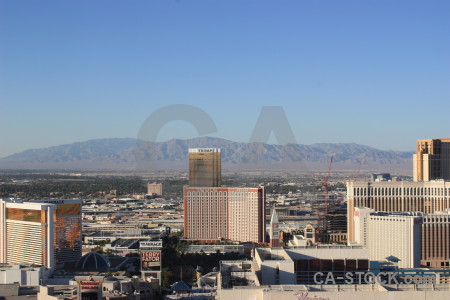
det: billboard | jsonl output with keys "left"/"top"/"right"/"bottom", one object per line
{"left": 141, "top": 250, "right": 161, "bottom": 270}
{"left": 140, "top": 240, "right": 162, "bottom": 248}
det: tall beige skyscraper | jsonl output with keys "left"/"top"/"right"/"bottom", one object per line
{"left": 413, "top": 139, "right": 450, "bottom": 181}
{"left": 188, "top": 148, "right": 221, "bottom": 187}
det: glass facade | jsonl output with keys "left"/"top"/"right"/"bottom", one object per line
{"left": 56, "top": 203, "right": 81, "bottom": 216}
{"left": 54, "top": 204, "right": 82, "bottom": 264}
{"left": 189, "top": 151, "right": 221, "bottom": 187}
{"left": 6, "top": 208, "right": 46, "bottom": 223}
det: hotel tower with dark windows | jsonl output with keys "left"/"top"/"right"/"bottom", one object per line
{"left": 413, "top": 139, "right": 450, "bottom": 182}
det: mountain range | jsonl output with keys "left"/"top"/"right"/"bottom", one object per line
{"left": 0, "top": 137, "right": 414, "bottom": 173}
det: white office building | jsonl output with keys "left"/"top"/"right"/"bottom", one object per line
{"left": 0, "top": 264, "right": 51, "bottom": 286}
{"left": 352, "top": 207, "right": 374, "bottom": 247}
{"left": 363, "top": 212, "right": 422, "bottom": 268}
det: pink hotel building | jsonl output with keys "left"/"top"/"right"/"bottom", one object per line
{"left": 183, "top": 148, "right": 266, "bottom": 243}
{"left": 183, "top": 186, "right": 265, "bottom": 243}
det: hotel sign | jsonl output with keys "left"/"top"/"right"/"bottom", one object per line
{"left": 141, "top": 250, "right": 161, "bottom": 269}
{"left": 140, "top": 240, "right": 162, "bottom": 248}
{"left": 39, "top": 200, "right": 66, "bottom": 204}
{"left": 80, "top": 281, "right": 100, "bottom": 291}
{"left": 197, "top": 148, "right": 217, "bottom": 153}
{"left": 189, "top": 148, "right": 220, "bottom": 153}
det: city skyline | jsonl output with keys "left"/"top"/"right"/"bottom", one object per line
{"left": 1, "top": 0, "right": 449, "bottom": 157}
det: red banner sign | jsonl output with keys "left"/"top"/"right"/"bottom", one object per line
{"left": 141, "top": 250, "right": 161, "bottom": 269}
{"left": 80, "top": 281, "right": 99, "bottom": 290}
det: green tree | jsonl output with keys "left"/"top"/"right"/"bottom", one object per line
{"left": 161, "top": 267, "right": 173, "bottom": 288}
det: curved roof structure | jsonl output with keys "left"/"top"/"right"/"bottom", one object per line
{"left": 76, "top": 252, "right": 111, "bottom": 271}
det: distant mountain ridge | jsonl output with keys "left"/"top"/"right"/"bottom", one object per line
{"left": 0, "top": 137, "right": 414, "bottom": 173}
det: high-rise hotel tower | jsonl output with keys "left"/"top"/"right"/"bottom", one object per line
{"left": 184, "top": 148, "right": 265, "bottom": 243}
{"left": 188, "top": 148, "right": 221, "bottom": 187}
{"left": 348, "top": 138, "right": 450, "bottom": 268}
{"left": 413, "top": 138, "right": 450, "bottom": 182}
{"left": 0, "top": 198, "right": 82, "bottom": 269}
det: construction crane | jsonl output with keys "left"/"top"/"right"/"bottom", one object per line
{"left": 322, "top": 156, "right": 334, "bottom": 216}
{"left": 316, "top": 156, "right": 334, "bottom": 238}
{"left": 352, "top": 158, "right": 365, "bottom": 181}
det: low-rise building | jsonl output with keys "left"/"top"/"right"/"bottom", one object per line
{"left": 180, "top": 245, "right": 245, "bottom": 256}
{"left": 253, "top": 246, "right": 369, "bottom": 285}
{"left": 0, "top": 264, "right": 51, "bottom": 286}
{"left": 37, "top": 275, "right": 159, "bottom": 300}
{"left": 0, "top": 283, "right": 19, "bottom": 297}
{"left": 84, "top": 229, "right": 162, "bottom": 244}
{"left": 218, "top": 252, "right": 450, "bottom": 300}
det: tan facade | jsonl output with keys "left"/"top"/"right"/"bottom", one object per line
{"left": 347, "top": 181, "right": 450, "bottom": 243}
{"left": 183, "top": 187, "right": 265, "bottom": 243}
{"left": 185, "top": 148, "right": 265, "bottom": 243}
{"left": 183, "top": 187, "right": 228, "bottom": 241}
{"left": 317, "top": 232, "right": 347, "bottom": 244}
{"left": 422, "top": 212, "right": 450, "bottom": 268}
{"left": 147, "top": 182, "right": 163, "bottom": 195}
{"left": 413, "top": 138, "right": 450, "bottom": 181}
{"left": 188, "top": 148, "right": 221, "bottom": 187}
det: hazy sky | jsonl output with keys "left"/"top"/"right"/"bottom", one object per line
{"left": 1, "top": 0, "right": 449, "bottom": 157}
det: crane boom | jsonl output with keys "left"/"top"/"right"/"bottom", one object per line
{"left": 322, "top": 156, "right": 333, "bottom": 216}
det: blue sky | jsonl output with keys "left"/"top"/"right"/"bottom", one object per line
{"left": 1, "top": 0, "right": 449, "bottom": 157}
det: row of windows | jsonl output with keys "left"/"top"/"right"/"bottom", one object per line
{"left": 294, "top": 259, "right": 369, "bottom": 272}
{"left": 370, "top": 218, "right": 408, "bottom": 222}
{"left": 187, "top": 191, "right": 258, "bottom": 197}
{"left": 424, "top": 217, "right": 450, "bottom": 223}
{"left": 354, "top": 187, "right": 450, "bottom": 197}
